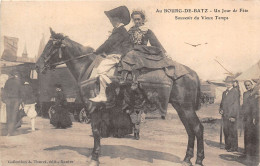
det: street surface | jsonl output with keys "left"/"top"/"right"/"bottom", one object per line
{"left": 0, "top": 104, "right": 258, "bottom": 166}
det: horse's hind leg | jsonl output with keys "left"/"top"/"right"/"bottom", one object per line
{"left": 191, "top": 112, "right": 204, "bottom": 165}
{"left": 173, "top": 103, "right": 195, "bottom": 166}
{"left": 175, "top": 103, "right": 204, "bottom": 166}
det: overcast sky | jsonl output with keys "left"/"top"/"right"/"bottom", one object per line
{"left": 1, "top": 0, "right": 260, "bottom": 80}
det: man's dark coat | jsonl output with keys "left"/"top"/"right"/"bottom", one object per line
{"left": 220, "top": 87, "right": 240, "bottom": 150}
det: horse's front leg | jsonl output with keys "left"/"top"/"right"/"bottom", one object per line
{"left": 89, "top": 109, "right": 102, "bottom": 166}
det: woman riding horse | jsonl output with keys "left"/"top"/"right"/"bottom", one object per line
{"left": 120, "top": 10, "right": 174, "bottom": 89}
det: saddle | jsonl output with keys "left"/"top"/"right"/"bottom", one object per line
{"left": 78, "top": 56, "right": 190, "bottom": 116}
{"left": 79, "top": 69, "right": 171, "bottom": 115}
{"left": 79, "top": 54, "right": 189, "bottom": 82}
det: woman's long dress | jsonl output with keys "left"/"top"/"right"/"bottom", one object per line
{"left": 50, "top": 91, "right": 72, "bottom": 128}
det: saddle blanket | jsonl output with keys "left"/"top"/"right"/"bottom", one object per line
{"left": 87, "top": 58, "right": 189, "bottom": 81}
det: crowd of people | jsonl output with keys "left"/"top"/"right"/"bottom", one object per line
{"left": 1, "top": 71, "right": 37, "bottom": 136}
{"left": 0, "top": 72, "right": 72, "bottom": 136}
{"left": 219, "top": 76, "right": 259, "bottom": 161}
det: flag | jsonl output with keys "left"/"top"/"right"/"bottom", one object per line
{"left": 1, "top": 36, "right": 19, "bottom": 61}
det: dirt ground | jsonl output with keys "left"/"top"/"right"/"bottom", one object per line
{"left": 0, "top": 103, "right": 259, "bottom": 166}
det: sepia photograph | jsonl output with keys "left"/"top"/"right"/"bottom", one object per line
{"left": 0, "top": 0, "right": 259, "bottom": 166}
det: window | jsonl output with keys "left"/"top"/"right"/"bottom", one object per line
{"left": 30, "top": 70, "right": 38, "bottom": 79}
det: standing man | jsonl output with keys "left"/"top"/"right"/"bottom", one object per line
{"left": 89, "top": 6, "right": 132, "bottom": 102}
{"left": 219, "top": 76, "right": 240, "bottom": 152}
{"left": 242, "top": 80, "right": 254, "bottom": 156}
{"left": 243, "top": 80, "right": 259, "bottom": 159}
{"left": 2, "top": 71, "right": 24, "bottom": 136}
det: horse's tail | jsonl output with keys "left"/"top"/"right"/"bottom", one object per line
{"left": 194, "top": 74, "right": 201, "bottom": 111}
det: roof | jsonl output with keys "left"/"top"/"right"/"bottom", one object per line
{"left": 236, "top": 60, "right": 260, "bottom": 81}
{"left": 1, "top": 60, "right": 36, "bottom": 77}
{"left": 206, "top": 80, "right": 226, "bottom": 87}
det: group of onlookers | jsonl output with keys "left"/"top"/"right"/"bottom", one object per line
{"left": 0, "top": 71, "right": 73, "bottom": 136}
{"left": 219, "top": 76, "right": 259, "bottom": 161}
{"left": 1, "top": 71, "right": 37, "bottom": 136}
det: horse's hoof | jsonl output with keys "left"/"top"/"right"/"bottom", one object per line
{"left": 182, "top": 161, "right": 192, "bottom": 166}
{"left": 195, "top": 158, "right": 203, "bottom": 166}
{"left": 88, "top": 160, "right": 99, "bottom": 166}
{"left": 135, "top": 132, "right": 140, "bottom": 140}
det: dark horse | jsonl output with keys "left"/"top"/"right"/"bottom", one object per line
{"left": 36, "top": 28, "right": 204, "bottom": 166}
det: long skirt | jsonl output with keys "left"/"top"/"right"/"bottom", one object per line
{"left": 50, "top": 105, "right": 72, "bottom": 128}
{"left": 121, "top": 45, "right": 173, "bottom": 71}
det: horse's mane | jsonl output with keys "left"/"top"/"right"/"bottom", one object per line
{"left": 52, "top": 32, "right": 66, "bottom": 40}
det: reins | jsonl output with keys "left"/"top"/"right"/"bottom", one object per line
{"left": 50, "top": 52, "right": 94, "bottom": 66}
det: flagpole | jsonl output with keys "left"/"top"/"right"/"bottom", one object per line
{"left": 214, "top": 59, "right": 234, "bottom": 76}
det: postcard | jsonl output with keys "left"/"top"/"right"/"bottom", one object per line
{"left": 0, "top": 1, "right": 259, "bottom": 166}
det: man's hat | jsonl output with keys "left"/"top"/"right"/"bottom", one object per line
{"left": 252, "top": 79, "right": 259, "bottom": 83}
{"left": 104, "top": 6, "right": 130, "bottom": 25}
{"left": 54, "top": 83, "right": 62, "bottom": 88}
{"left": 223, "top": 76, "right": 235, "bottom": 83}
{"left": 11, "top": 70, "right": 21, "bottom": 77}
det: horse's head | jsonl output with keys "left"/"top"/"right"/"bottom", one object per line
{"left": 36, "top": 28, "right": 67, "bottom": 74}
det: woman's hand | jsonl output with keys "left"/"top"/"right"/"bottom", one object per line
{"left": 100, "top": 52, "right": 107, "bottom": 58}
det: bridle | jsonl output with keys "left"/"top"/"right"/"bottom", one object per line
{"left": 43, "top": 37, "right": 93, "bottom": 68}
